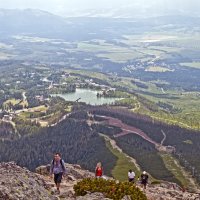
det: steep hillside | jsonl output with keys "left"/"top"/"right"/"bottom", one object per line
{"left": 0, "top": 162, "right": 199, "bottom": 200}
{"left": 0, "top": 162, "right": 54, "bottom": 200}
{"left": 91, "top": 107, "right": 200, "bottom": 186}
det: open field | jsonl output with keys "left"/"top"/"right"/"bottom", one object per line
{"left": 13, "top": 35, "right": 53, "bottom": 43}
{"left": 19, "top": 105, "right": 47, "bottom": 119}
{"left": 78, "top": 41, "right": 114, "bottom": 52}
{"left": 3, "top": 98, "right": 28, "bottom": 108}
{"left": 138, "top": 91, "right": 200, "bottom": 130}
{"left": 28, "top": 105, "right": 47, "bottom": 112}
{"left": 4, "top": 99, "right": 20, "bottom": 105}
{"left": 97, "top": 52, "right": 143, "bottom": 63}
{"left": 145, "top": 66, "right": 174, "bottom": 72}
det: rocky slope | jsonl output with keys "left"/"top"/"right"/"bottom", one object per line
{"left": 0, "top": 162, "right": 55, "bottom": 200}
{"left": 0, "top": 162, "right": 199, "bottom": 200}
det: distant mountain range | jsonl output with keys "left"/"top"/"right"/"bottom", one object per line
{"left": 63, "top": 7, "right": 200, "bottom": 19}
{"left": 0, "top": 9, "right": 69, "bottom": 37}
{"left": 0, "top": 8, "right": 199, "bottom": 40}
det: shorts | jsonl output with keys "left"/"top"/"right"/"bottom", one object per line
{"left": 54, "top": 173, "right": 63, "bottom": 184}
{"left": 129, "top": 178, "right": 134, "bottom": 182}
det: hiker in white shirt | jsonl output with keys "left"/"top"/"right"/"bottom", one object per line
{"left": 128, "top": 169, "right": 135, "bottom": 183}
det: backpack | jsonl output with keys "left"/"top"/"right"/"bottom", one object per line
{"left": 52, "top": 159, "right": 65, "bottom": 170}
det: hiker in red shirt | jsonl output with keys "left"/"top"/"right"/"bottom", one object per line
{"left": 95, "top": 162, "right": 103, "bottom": 178}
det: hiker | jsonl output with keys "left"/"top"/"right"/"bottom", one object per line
{"left": 95, "top": 162, "right": 103, "bottom": 178}
{"left": 128, "top": 169, "right": 135, "bottom": 183}
{"left": 140, "top": 171, "right": 149, "bottom": 189}
{"left": 50, "top": 153, "right": 67, "bottom": 194}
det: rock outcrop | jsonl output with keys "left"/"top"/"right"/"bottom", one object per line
{"left": 145, "top": 183, "right": 200, "bottom": 200}
{"left": 0, "top": 162, "right": 56, "bottom": 200}
{"left": 0, "top": 162, "right": 200, "bottom": 200}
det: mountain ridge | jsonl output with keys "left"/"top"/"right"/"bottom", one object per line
{"left": 0, "top": 8, "right": 199, "bottom": 40}
{"left": 0, "top": 161, "right": 200, "bottom": 200}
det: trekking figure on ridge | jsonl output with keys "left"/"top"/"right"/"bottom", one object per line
{"left": 50, "top": 153, "right": 67, "bottom": 194}
{"left": 128, "top": 169, "right": 135, "bottom": 183}
{"left": 140, "top": 171, "right": 149, "bottom": 190}
{"left": 95, "top": 162, "right": 103, "bottom": 178}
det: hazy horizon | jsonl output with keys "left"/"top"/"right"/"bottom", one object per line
{"left": 0, "top": 0, "right": 199, "bottom": 17}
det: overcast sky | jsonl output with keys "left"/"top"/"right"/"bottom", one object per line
{"left": 0, "top": 0, "right": 199, "bottom": 17}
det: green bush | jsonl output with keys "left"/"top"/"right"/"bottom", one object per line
{"left": 74, "top": 178, "right": 147, "bottom": 200}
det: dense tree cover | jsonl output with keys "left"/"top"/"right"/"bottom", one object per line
{"left": 131, "top": 80, "right": 148, "bottom": 89}
{"left": 70, "top": 73, "right": 111, "bottom": 87}
{"left": 48, "top": 72, "right": 63, "bottom": 84}
{"left": 115, "top": 98, "right": 137, "bottom": 109}
{"left": 91, "top": 107, "right": 200, "bottom": 184}
{"left": 26, "top": 94, "right": 41, "bottom": 108}
{"left": 92, "top": 124, "right": 122, "bottom": 137}
{"left": 156, "top": 101, "right": 182, "bottom": 114}
{"left": 119, "top": 62, "right": 200, "bottom": 92}
{"left": 26, "top": 89, "right": 49, "bottom": 108}
{"left": 50, "top": 84, "right": 76, "bottom": 94}
{"left": 46, "top": 97, "right": 71, "bottom": 115}
{"left": 69, "top": 110, "right": 90, "bottom": 120}
{"left": 0, "top": 93, "right": 6, "bottom": 108}
{"left": 0, "top": 118, "right": 117, "bottom": 176}
{"left": 0, "top": 90, "right": 23, "bottom": 110}
{"left": 0, "top": 121, "right": 17, "bottom": 140}
{"left": 97, "top": 90, "right": 131, "bottom": 98}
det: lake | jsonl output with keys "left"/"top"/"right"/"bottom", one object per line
{"left": 52, "top": 88, "right": 120, "bottom": 105}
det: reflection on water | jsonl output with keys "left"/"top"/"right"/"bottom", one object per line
{"left": 51, "top": 88, "right": 119, "bottom": 105}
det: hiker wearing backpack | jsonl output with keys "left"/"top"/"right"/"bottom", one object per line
{"left": 95, "top": 162, "right": 103, "bottom": 178}
{"left": 50, "top": 153, "right": 66, "bottom": 194}
{"left": 140, "top": 171, "right": 149, "bottom": 190}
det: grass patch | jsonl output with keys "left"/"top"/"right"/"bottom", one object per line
{"left": 160, "top": 153, "right": 190, "bottom": 187}
{"left": 4, "top": 98, "right": 28, "bottom": 107}
{"left": 105, "top": 140, "right": 140, "bottom": 182}
{"left": 39, "top": 120, "right": 49, "bottom": 127}
{"left": 19, "top": 106, "right": 48, "bottom": 119}
{"left": 19, "top": 112, "right": 32, "bottom": 118}
{"left": 28, "top": 105, "right": 47, "bottom": 112}
{"left": 145, "top": 66, "right": 173, "bottom": 72}
{"left": 4, "top": 98, "right": 20, "bottom": 105}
